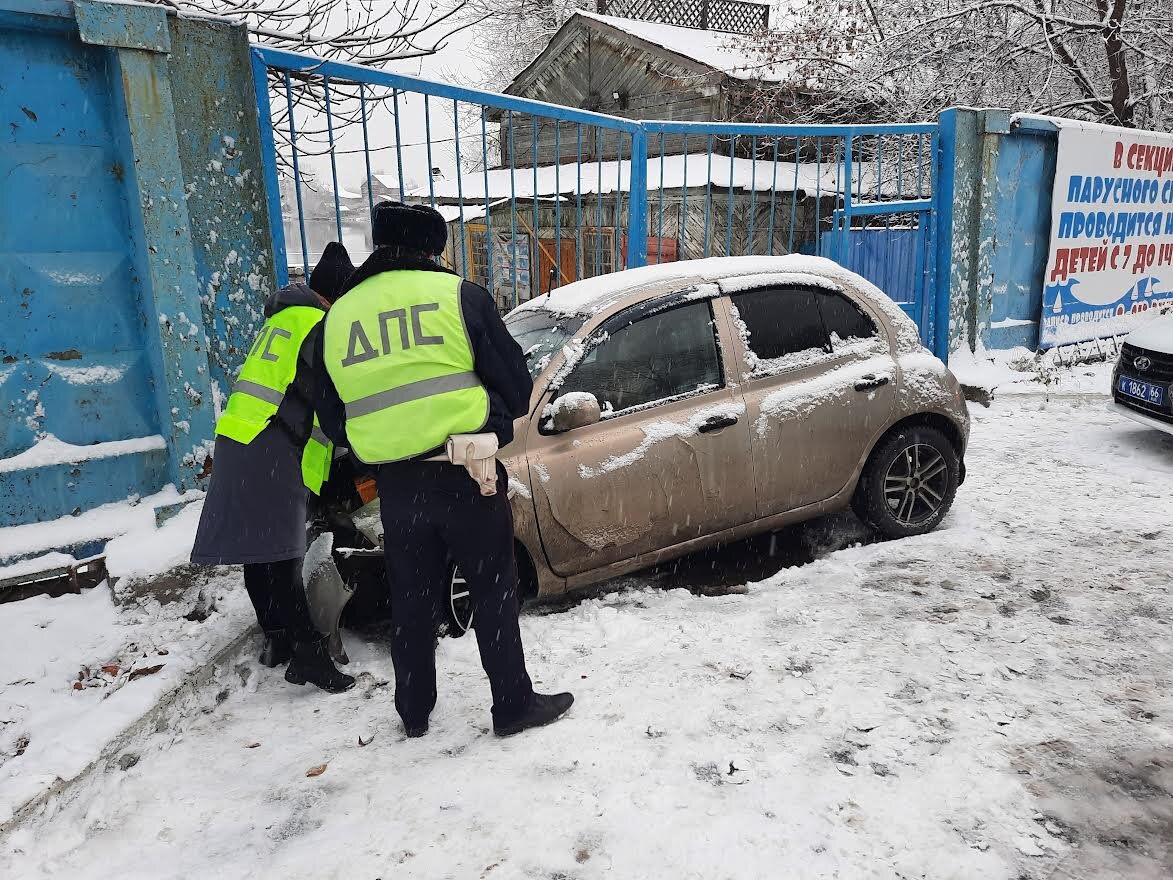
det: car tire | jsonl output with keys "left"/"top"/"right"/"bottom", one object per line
{"left": 436, "top": 563, "right": 474, "bottom": 639}
{"left": 852, "top": 425, "right": 960, "bottom": 539}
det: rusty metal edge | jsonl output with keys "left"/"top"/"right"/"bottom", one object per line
{"left": 0, "top": 619, "right": 258, "bottom": 840}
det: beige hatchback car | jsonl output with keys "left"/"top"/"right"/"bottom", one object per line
{"left": 336, "top": 255, "right": 970, "bottom": 632}
{"left": 492, "top": 255, "right": 970, "bottom": 602}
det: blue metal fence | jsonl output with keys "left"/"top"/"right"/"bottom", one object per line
{"left": 249, "top": 46, "right": 944, "bottom": 354}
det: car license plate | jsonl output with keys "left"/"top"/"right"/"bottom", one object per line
{"left": 1118, "top": 375, "right": 1166, "bottom": 407}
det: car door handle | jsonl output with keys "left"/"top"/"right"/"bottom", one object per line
{"left": 854, "top": 375, "right": 891, "bottom": 392}
{"left": 698, "top": 415, "right": 739, "bottom": 433}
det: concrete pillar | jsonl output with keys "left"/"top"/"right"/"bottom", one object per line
{"left": 936, "top": 108, "right": 1011, "bottom": 355}
{"left": 76, "top": 0, "right": 216, "bottom": 492}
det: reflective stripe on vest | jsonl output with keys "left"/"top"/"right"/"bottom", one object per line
{"left": 215, "top": 304, "right": 325, "bottom": 448}
{"left": 301, "top": 416, "right": 333, "bottom": 496}
{"left": 323, "top": 270, "right": 489, "bottom": 464}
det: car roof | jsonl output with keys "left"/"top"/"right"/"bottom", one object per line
{"left": 513, "top": 255, "right": 864, "bottom": 318}
{"left": 508, "top": 254, "right": 924, "bottom": 354}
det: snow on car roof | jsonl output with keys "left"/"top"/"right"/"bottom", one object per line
{"left": 513, "top": 255, "right": 925, "bottom": 353}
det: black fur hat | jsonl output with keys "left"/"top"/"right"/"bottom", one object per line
{"left": 372, "top": 200, "right": 447, "bottom": 255}
{"left": 308, "top": 241, "right": 355, "bottom": 302}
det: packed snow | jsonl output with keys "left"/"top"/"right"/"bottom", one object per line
{"left": 0, "top": 487, "right": 200, "bottom": 564}
{"left": 0, "top": 491, "right": 249, "bottom": 828}
{"left": 0, "top": 435, "right": 166, "bottom": 475}
{"left": 949, "top": 345, "right": 1119, "bottom": 397}
{"left": 3, "top": 397, "right": 1171, "bottom": 878}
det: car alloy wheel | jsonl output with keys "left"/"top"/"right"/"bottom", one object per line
{"left": 447, "top": 565, "right": 474, "bottom": 637}
{"left": 883, "top": 443, "right": 949, "bottom": 526}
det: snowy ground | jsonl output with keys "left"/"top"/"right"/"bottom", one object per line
{"left": 3, "top": 397, "right": 1172, "bottom": 879}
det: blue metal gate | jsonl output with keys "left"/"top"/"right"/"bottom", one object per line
{"left": 249, "top": 46, "right": 944, "bottom": 356}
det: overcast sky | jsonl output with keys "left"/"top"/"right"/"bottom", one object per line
{"left": 291, "top": 22, "right": 484, "bottom": 196}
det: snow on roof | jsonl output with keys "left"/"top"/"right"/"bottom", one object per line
{"left": 574, "top": 10, "right": 794, "bottom": 83}
{"left": 407, "top": 152, "right": 874, "bottom": 203}
{"left": 436, "top": 204, "right": 489, "bottom": 224}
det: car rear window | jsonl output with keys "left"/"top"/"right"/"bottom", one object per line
{"left": 817, "top": 290, "right": 877, "bottom": 344}
{"left": 729, "top": 287, "right": 830, "bottom": 372}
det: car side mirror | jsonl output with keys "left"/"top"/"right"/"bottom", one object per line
{"left": 549, "top": 392, "right": 602, "bottom": 433}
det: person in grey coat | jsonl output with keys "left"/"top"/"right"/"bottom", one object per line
{"left": 190, "top": 243, "right": 356, "bottom": 693}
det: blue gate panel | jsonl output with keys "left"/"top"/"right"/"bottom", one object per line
{"left": 0, "top": 25, "right": 156, "bottom": 459}
{"left": 825, "top": 228, "right": 922, "bottom": 305}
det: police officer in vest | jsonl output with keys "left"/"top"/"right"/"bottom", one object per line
{"left": 191, "top": 243, "right": 356, "bottom": 694}
{"left": 319, "top": 202, "right": 573, "bottom": 737}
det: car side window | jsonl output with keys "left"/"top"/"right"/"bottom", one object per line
{"left": 817, "top": 290, "right": 877, "bottom": 346}
{"left": 558, "top": 301, "right": 722, "bottom": 415}
{"left": 729, "top": 287, "right": 831, "bottom": 374}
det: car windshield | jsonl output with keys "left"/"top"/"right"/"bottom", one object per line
{"left": 505, "top": 310, "right": 587, "bottom": 378}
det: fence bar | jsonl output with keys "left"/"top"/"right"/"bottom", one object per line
{"left": 897, "top": 134, "right": 905, "bottom": 207}
{"left": 359, "top": 84, "right": 375, "bottom": 224}
{"left": 814, "top": 138, "right": 822, "bottom": 256}
{"left": 596, "top": 127, "right": 603, "bottom": 276}
{"left": 789, "top": 136, "right": 799, "bottom": 253}
{"left": 576, "top": 124, "right": 583, "bottom": 281}
{"left": 844, "top": 198, "right": 933, "bottom": 216}
{"left": 554, "top": 122, "right": 562, "bottom": 286}
{"left": 657, "top": 133, "right": 666, "bottom": 264}
{"left": 767, "top": 136, "right": 778, "bottom": 255}
{"left": 392, "top": 89, "right": 406, "bottom": 199}
{"left": 725, "top": 144, "right": 735, "bottom": 257}
{"left": 628, "top": 129, "right": 648, "bottom": 268}
{"left": 917, "top": 133, "right": 926, "bottom": 198}
{"left": 322, "top": 77, "right": 343, "bottom": 243}
{"left": 424, "top": 95, "right": 436, "bottom": 208}
{"left": 748, "top": 135, "right": 757, "bottom": 255}
{"left": 253, "top": 46, "right": 644, "bottom": 133}
{"left": 842, "top": 134, "right": 854, "bottom": 265}
{"left": 282, "top": 72, "right": 309, "bottom": 273}
{"left": 453, "top": 100, "right": 467, "bottom": 278}
{"left": 507, "top": 111, "right": 518, "bottom": 307}
{"left": 643, "top": 119, "right": 936, "bottom": 137}
{"left": 704, "top": 135, "right": 713, "bottom": 258}
{"left": 249, "top": 50, "right": 286, "bottom": 285}
{"left": 680, "top": 134, "right": 689, "bottom": 258}
{"left": 614, "top": 134, "right": 623, "bottom": 270}
{"left": 532, "top": 117, "right": 539, "bottom": 280}
{"left": 480, "top": 108, "right": 494, "bottom": 298}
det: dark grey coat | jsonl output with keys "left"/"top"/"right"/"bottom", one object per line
{"left": 190, "top": 285, "right": 344, "bottom": 566}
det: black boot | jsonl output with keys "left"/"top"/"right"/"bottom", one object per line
{"left": 259, "top": 634, "right": 292, "bottom": 668}
{"left": 285, "top": 638, "right": 356, "bottom": 694}
{"left": 494, "top": 692, "right": 574, "bottom": 737}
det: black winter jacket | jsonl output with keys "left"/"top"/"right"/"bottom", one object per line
{"left": 306, "top": 250, "right": 533, "bottom": 460}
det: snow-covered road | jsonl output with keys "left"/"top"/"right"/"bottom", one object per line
{"left": 4, "top": 398, "right": 1172, "bottom": 879}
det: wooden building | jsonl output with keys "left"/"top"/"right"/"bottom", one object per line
{"left": 410, "top": 3, "right": 887, "bottom": 308}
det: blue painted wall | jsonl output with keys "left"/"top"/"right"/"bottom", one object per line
{"left": 0, "top": 6, "right": 169, "bottom": 526}
{"left": 0, "top": 2, "right": 274, "bottom": 546}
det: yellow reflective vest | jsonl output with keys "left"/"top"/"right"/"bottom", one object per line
{"left": 323, "top": 270, "right": 488, "bottom": 464}
{"left": 215, "top": 305, "right": 334, "bottom": 494}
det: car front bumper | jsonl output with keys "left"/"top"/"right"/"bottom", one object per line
{"left": 1108, "top": 401, "right": 1173, "bottom": 436}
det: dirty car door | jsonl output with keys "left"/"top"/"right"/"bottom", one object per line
{"left": 722, "top": 279, "right": 898, "bottom": 517}
{"left": 527, "top": 294, "right": 755, "bottom": 577}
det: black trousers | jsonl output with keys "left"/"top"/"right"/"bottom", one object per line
{"left": 242, "top": 559, "right": 318, "bottom": 645}
{"left": 377, "top": 461, "right": 534, "bottom": 729}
